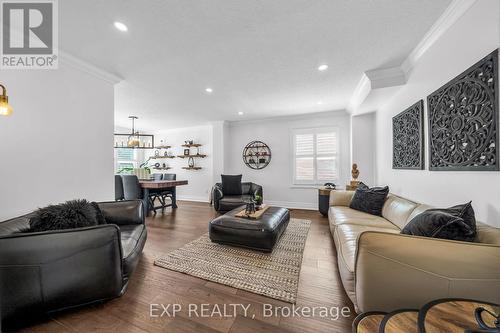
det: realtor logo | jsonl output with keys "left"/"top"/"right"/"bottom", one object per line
{"left": 1, "top": 0, "right": 58, "bottom": 69}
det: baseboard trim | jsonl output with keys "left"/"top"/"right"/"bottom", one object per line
{"left": 177, "top": 198, "right": 317, "bottom": 211}
{"left": 177, "top": 195, "right": 209, "bottom": 203}
{"left": 265, "top": 200, "right": 317, "bottom": 211}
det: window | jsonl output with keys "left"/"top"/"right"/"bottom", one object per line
{"left": 292, "top": 128, "right": 339, "bottom": 185}
{"left": 115, "top": 148, "right": 138, "bottom": 173}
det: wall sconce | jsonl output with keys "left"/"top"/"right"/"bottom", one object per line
{"left": 0, "top": 84, "right": 13, "bottom": 116}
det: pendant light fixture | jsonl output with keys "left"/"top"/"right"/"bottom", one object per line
{"left": 0, "top": 84, "right": 13, "bottom": 116}
{"left": 127, "top": 116, "right": 141, "bottom": 147}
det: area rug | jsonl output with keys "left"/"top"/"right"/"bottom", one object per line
{"left": 154, "top": 218, "right": 311, "bottom": 303}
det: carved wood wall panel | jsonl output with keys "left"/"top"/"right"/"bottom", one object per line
{"left": 427, "top": 49, "right": 499, "bottom": 171}
{"left": 393, "top": 100, "right": 425, "bottom": 169}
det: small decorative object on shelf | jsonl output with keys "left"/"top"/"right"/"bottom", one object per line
{"left": 154, "top": 150, "right": 160, "bottom": 157}
{"left": 180, "top": 141, "right": 206, "bottom": 169}
{"left": 243, "top": 140, "right": 271, "bottom": 170}
{"left": 346, "top": 163, "right": 360, "bottom": 190}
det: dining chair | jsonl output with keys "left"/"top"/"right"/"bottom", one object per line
{"left": 148, "top": 173, "right": 164, "bottom": 215}
{"left": 159, "top": 174, "right": 176, "bottom": 213}
{"left": 115, "top": 175, "right": 124, "bottom": 201}
{"left": 121, "top": 174, "right": 157, "bottom": 215}
{"left": 121, "top": 175, "right": 142, "bottom": 200}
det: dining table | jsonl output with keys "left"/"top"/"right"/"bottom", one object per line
{"left": 138, "top": 179, "right": 188, "bottom": 215}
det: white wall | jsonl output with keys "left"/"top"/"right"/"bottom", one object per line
{"left": 151, "top": 125, "right": 213, "bottom": 202}
{"left": 0, "top": 63, "right": 115, "bottom": 220}
{"left": 226, "top": 111, "right": 351, "bottom": 209}
{"left": 375, "top": 0, "right": 500, "bottom": 225}
{"left": 351, "top": 113, "right": 376, "bottom": 186}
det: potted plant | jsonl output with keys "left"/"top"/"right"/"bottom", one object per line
{"left": 254, "top": 194, "right": 263, "bottom": 209}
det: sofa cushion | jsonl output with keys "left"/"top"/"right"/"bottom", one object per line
{"left": 476, "top": 222, "right": 500, "bottom": 245}
{"left": 329, "top": 207, "right": 399, "bottom": 229}
{"left": 407, "top": 204, "right": 434, "bottom": 224}
{"left": 329, "top": 190, "right": 355, "bottom": 207}
{"left": 349, "top": 183, "right": 389, "bottom": 216}
{"left": 221, "top": 174, "right": 242, "bottom": 195}
{"left": 381, "top": 194, "right": 419, "bottom": 230}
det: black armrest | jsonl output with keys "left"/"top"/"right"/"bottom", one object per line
{"left": 98, "top": 200, "right": 144, "bottom": 225}
{"left": 212, "top": 183, "right": 224, "bottom": 210}
{"left": 0, "top": 225, "right": 123, "bottom": 320}
{"left": 251, "top": 183, "right": 263, "bottom": 199}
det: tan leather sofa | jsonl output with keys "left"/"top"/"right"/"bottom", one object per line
{"left": 329, "top": 190, "right": 500, "bottom": 313}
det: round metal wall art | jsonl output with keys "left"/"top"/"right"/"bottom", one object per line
{"left": 242, "top": 140, "right": 271, "bottom": 170}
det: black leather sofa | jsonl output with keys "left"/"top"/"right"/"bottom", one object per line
{"left": 0, "top": 200, "right": 147, "bottom": 322}
{"left": 212, "top": 182, "right": 263, "bottom": 212}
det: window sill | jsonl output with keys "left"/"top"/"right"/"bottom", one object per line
{"left": 289, "top": 184, "right": 324, "bottom": 189}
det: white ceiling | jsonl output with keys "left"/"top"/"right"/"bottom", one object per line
{"left": 60, "top": 0, "right": 451, "bottom": 131}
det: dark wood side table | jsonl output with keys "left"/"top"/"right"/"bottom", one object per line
{"left": 318, "top": 187, "right": 334, "bottom": 216}
{"left": 353, "top": 299, "right": 500, "bottom": 333}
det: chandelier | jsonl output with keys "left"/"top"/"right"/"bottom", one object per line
{"left": 127, "top": 116, "right": 141, "bottom": 147}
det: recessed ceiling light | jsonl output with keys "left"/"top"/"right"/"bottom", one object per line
{"left": 114, "top": 21, "right": 128, "bottom": 32}
{"left": 205, "top": 88, "right": 213, "bottom": 93}
{"left": 317, "top": 101, "right": 323, "bottom": 105}
{"left": 318, "top": 64, "right": 328, "bottom": 72}
{"left": 238, "top": 111, "right": 244, "bottom": 115}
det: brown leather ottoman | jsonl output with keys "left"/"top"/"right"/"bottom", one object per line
{"left": 209, "top": 206, "right": 290, "bottom": 252}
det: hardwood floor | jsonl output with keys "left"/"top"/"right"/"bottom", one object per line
{"left": 10, "top": 201, "right": 354, "bottom": 333}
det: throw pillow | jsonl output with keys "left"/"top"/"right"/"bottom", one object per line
{"left": 401, "top": 202, "right": 476, "bottom": 242}
{"left": 349, "top": 182, "right": 389, "bottom": 216}
{"left": 29, "top": 199, "right": 100, "bottom": 232}
{"left": 221, "top": 174, "right": 242, "bottom": 195}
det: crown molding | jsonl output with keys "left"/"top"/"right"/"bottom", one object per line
{"left": 348, "top": 0, "right": 476, "bottom": 113}
{"left": 365, "top": 66, "right": 406, "bottom": 89}
{"left": 347, "top": 73, "right": 371, "bottom": 112}
{"left": 59, "top": 51, "right": 123, "bottom": 85}
{"left": 401, "top": 0, "right": 477, "bottom": 77}
{"left": 347, "top": 66, "right": 406, "bottom": 112}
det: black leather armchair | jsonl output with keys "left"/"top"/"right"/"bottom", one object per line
{"left": 0, "top": 200, "right": 147, "bottom": 322}
{"left": 212, "top": 182, "right": 263, "bottom": 212}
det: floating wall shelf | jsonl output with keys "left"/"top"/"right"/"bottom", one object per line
{"left": 182, "top": 166, "right": 202, "bottom": 170}
{"left": 181, "top": 143, "right": 202, "bottom": 148}
{"left": 152, "top": 167, "right": 172, "bottom": 170}
{"left": 150, "top": 156, "right": 175, "bottom": 159}
{"left": 177, "top": 154, "right": 207, "bottom": 158}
